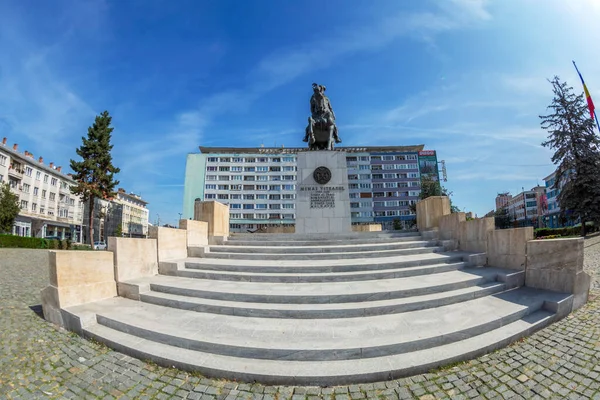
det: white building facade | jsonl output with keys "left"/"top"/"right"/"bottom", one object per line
{"left": 0, "top": 138, "right": 84, "bottom": 241}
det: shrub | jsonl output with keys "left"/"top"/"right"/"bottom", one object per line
{"left": 534, "top": 227, "right": 581, "bottom": 238}
{"left": 0, "top": 235, "right": 49, "bottom": 249}
{"left": 48, "top": 239, "right": 59, "bottom": 249}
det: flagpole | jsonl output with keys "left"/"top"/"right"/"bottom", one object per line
{"left": 595, "top": 110, "right": 600, "bottom": 133}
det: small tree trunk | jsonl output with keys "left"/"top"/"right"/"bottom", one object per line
{"left": 581, "top": 220, "right": 586, "bottom": 237}
{"left": 88, "top": 196, "right": 95, "bottom": 245}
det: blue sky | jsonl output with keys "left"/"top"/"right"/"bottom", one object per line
{"left": 1, "top": 0, "right": 600, "bottom": 224}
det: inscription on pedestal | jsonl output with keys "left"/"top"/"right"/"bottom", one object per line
{"left": 310, "top": 192, "right": 335, "bottom": 208}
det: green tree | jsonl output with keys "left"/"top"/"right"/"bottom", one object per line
{"left": 0, "top": 183, "right": 20, "bottom": 233}
{"left": 114, "top": 223, "right": 123, "bottom": 237}
{"left": 494, "top": 207, "right": 512, "bottom": 229}
{"left": 70, "top": 111, "right": 121, "bottom": 244}
{"left": 411, "top": 176, "right": 461, "bottom": 214}
{"left": 540, "top": 76, "right": 600, "bottom": 236}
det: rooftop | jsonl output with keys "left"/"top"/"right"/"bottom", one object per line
{"left": 198, "top": 145, "right": 426, "bottom": 154}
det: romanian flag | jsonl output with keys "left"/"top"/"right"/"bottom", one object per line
{"left": 573, "top": 61, "right": 596, "bottom": 120}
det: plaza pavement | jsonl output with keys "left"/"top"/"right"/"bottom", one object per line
{"left": 1, "top": 247, "right": 599, "bottom": 400}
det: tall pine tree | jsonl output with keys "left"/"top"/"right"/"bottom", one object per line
{"left": 540, "top": 76, "right": 600, "bottom": 236}
{"left": 70, "top": 111, "right": 120, "bottom": 244}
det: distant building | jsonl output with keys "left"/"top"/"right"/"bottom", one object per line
{"left": 506, "top": 186, "right": 546, "bottom": 228}
{"left": 0, "top": 138, "right": 85, "bottom": 241}
{"left": 83, "top": 188, "right": 149, "bottom": 243}
{"left": 495, "top": 192, "right": 512, "bottom": 210}
{"left": 542, "top": 170, "right": 574, "bottom": 228}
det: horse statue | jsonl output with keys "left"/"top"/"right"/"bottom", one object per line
{"left": 303, "top": 83, "right": 342, "bottom": 150}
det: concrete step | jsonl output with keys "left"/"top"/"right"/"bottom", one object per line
{"left": 209, "top": 240, "right": 437, "bottom": 254}
{"left": 139, "top": 282, "right": 506, "bottom": 318}
{"left": 202, "top": 246, "right": 443, "bottom": 260}
{"left": 227, "top": 231, "right": 419, "bottom": 241}
{"left": 89, "top": 288, "right": 550, "bottom": 362}
{"left": 146, "top": 268, "right": 502, "bottom": 304}
{"left": 171, "top": 261, "right": 468, "bottom": 283}
{"left": 80, "top": 305, "right": 557, "bottom": 385}
{"left": 224, "top": 236, "right": 424, "bottom": 247}
{"left": 183, "top": 252, "right": 467, "bottom": 274}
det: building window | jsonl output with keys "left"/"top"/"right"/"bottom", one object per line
{"left": 255, "top": 204, "right": 267, "bottom": 209}
{"left": 359, "top": 183, "right": 371, "bottom": 189}
{"left": 283, "top": 157, "right": 294, "bottom": 162}
{"left": 269, "top": 194, "right": 281, "bottom": 200}
{"left": 206, "top": 184, "right": 217, "bottom": 190}
{"left": 42, "top": 190, "right": 47, "bottom": 199}
{"left": 231, "top": 166, "right": 243, "bottom": 172}
{"left": 20, "top": 200, "right": 28, "bottom": 209}
{"left": 269, "top": 185, "right": 281, "bottom": 191}
{"left": 205, "top": 193, "right": 216, "bottom": 199}
{"left": 0, "top": 155, "right": 6, "bottom": 166}
{"left": 49, "top": 193, "right": 56, "bottom": 201}
{"left": 282, "top": 194, "right": 295, "bottom": 200}
{"left": 256, "top": 166, "right": 268, "bottom": 172}
{"left": 282, "top": 203, "right": 294, "bottom": 209}
{"left": 220, "top": 157, "right": 231, "bottom": 163}
{"left": 256, "top": 185, "right": 268, "bottom": 190}
{"left": 230, "top": 204, "right": 241, "bottom": 209}
{"left": 243, "top": 204, "right": 254, "bottom": 210}
{"left": 232, "top": 157, "right": 243, "bottom": 163}
{"left": 44, "top": 175, "right": 49, "bottom": 183}
{"left": 218, "top": 185, "right": 229, "bottom": 190}
{"left": 22, "top": 184, "right": 30, "bottom": 193}
{"left": 50, "top": 178, "right": 57, "bottom": 186}
{"left": 283, "top": 184, "right": 294, "bottom": 191}
{"left": 206, "top": 175, "right": 217, "bottom": 181}
{"left": 383, "top": 155, "right": 394, "bottom": 161}
{"left": 244, "top": 166, "right": 255, "bottom": 172}
{"left": 256, "top": 194, "right": 268, "bottom": 200}
{"left": 257, "top": 175, "right": 268, "bottom": 181}
{"left": 217, "top": 194, "right": 229, "bottom": 200}
{"left": 207, "top": 157, "right": 218, "bottom": 162}
{"left": 36, "top": 171, "right": 41, "bottom": 180}
{"left": 207, "top": 166, "right": 217, "bottom": 171}
{"left": 218, "top": 175, "right": 230, "bottom": 181}
{"left": 246, "top": 158, "right": 256, "bottom": 163}
{"left": 349, "top": 193, "right": 359, "bottom": 199}
{"left": 283, "top": 166, "right": 295, "bottom": 172}
{"left": 25, "top": 167, "right": 33, "bottom": 176}
{"left": 230, "top": 213, "right": 242, "bottom": 219}
{"left": 230, "top": 194, "right": 242, "bottom": 199}
{"left": 243, "top": 194, "right": 255, "bottom": 200}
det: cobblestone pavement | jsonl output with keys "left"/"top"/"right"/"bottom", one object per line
{"left": 1, "top": 250, "right": 600, "bottom": 400}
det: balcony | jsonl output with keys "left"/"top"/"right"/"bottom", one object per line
{"left": 59, "top": 185, "right": 71, "bottom": 194}
{"left": 8, "top": 165, "right": 23, "bottom": 178}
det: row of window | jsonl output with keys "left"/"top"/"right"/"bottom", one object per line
{"left": 205, "top": 184, "right": 295, "bottom": 191}
{"left": 230, "top": 203, "right": 295, "bottom": 210}
{"left": 205, "top": 193, "right": 295, "bottom": 200}
{"left": 350, "top": 200, "right": 417, "bottom": 208}
{"left": 230, "top": 213, "right": 295, "bottom": 220}
{"left": 207, "top": 166, "right": 296, "bottom": 172}
{"left": 346, "top": 155, "right": 418, "bottom": 162}
{"left": 349, "top": 173, "right": 420, "bottom": 181}
{"left": 19, "top": 200, "right": 74, "bottom": 218}
{"left": 349, "top": 190, "right": 419, "bottom": 199}
{"left": 206, "top": 175, "right": 296, "bottom": 181}
{"left": 207, "top": 156, "right": 295, "bottom": 163}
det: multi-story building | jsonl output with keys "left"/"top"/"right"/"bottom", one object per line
{"left": 183, "top": 145, "right": 439, "bottom": 232}
{"left": 506, "top": 186, "right": 545, "bottom": 227}
{"left": 115, "top": 188, "right": 149, "bottom": 237}
{"left": 495, "top": 192, "right": 512, "bottom": 210}
{"left": 0, "top": 138, "right": 84, "bottom": 241}
{"left": 83, "top": 188, "right": 149, "bottom": 243}
{"left": 542, "top": 170, "right": 574, "bottom": 228}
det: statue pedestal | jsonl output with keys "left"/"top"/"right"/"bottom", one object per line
{"left": 295, "top": 151, "right": 351, "bottom": 234}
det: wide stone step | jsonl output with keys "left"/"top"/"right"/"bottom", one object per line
{"left": 202, "top": 246, "right": 443, "bottom": 260}
{"left": 183, "top": 253, "right": 466, "bottom": 274}
{"left": 139, "top": 282, "right": 506, "bottom": 318}
{"left": 224, "top": 236, "right": 424, "bottom": 246}
{"left": 227, "top": 231, "right": 419, "bottom": 241}
{"left": 81, "top": 306, "right": 556, "bottom": 385}
{"left": 209, "top": 240, "right": 436, "bottom": 254}
{"left": 146, "top": 268, "right": 502, "bottom": 304}
{"left": 90, "top": 289, "right": 550, "bottom": 363}
{"left": 172, "top": 262, "right": 468, "bottom": 283}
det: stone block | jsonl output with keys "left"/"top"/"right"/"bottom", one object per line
{"left": 49, "top": 251, "right": 115, "bottom": 288}
{"left": 438, "top": 212, "right": 465, "bottom": 241}
{"left": 416, "top": 196, "right": 451, "bottom": 231}
{"left": 295, "top": 151, "right": 351, "bottom": 234}
{"left": 41, "top": 250, "right": 117, "bottom": 328}
{"left": 179, "top": 219, "right": 209, "bottom": 246}
{"left": 525, "top": 238, "right": 589, "bottom": 311}
{"left": 108, "top": 237, "right": 158, "bottom": 282}
{"left": 148, "top": 226, "right": 187, "bottom": 261}
{"left": 487, "top": 227, "right": 533, "bottom": 270}
{"left": 193, "top": 200, "right": 230, "bottom": 238}
{"left": 352, "top": 224, "right": 382, "bottom": 232}
{"left": 458, "top": 218, "right": 494, "bottom": 253}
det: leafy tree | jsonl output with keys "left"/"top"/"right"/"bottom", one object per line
{"left": 114, "top": 224, "right": 123, "bottom": 237}
{"left": 70, "top": 111, "right": 121, "bottom": 244}
{"left": 411, "top": 176, "right": 461, "bottom": 214}
{"left": 540, "top": 76, "right": 600, "bottom": 236}
{"left": 0, "top": 183, "right": 20, "bottom": 233}
{"left": 494, "top": 207, "right": 512, "bottom": 229}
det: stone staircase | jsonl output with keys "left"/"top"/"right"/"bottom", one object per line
{"left": 65, "top": 231, "right": 572, "bottom": 385}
